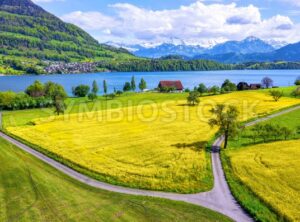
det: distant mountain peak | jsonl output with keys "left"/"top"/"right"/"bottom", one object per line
{"left": 0, "top": 0, "right": 33, "bottom": 6}
{"left": 0, "top": 0, "right": 54, "bottom": 18}
{"left": 243, "top": 36, "right": 261, "bottom": 42}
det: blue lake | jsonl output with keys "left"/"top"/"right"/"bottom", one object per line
{"left": 0, "top": 70, "right": 299, "bottom": 95}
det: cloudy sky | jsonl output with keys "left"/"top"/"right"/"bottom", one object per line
{"left": 33, "top": 0, "right": 300, "bottom": 46}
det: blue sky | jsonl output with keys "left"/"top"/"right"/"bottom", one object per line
{"left": 33, "top": 0, "right": 300, "bottom": 46}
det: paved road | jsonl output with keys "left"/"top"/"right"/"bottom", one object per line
{"left": 1, "top": 105, "right": 299, "bottom": 222}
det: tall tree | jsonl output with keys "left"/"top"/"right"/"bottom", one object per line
{"left": 25, "top": 80, "right": 45, "bottom": 97}
{"left": 131, "top": 76, "right": 136, "bottom": 91}
{"left": 197, "top": 83, "right": 208, "bottom": 96}
{"left": 123, "top": 82, "right": 131, "bottom": 92}
{"left": 54, "top": 98, "right": 66, "bottom": 116}
{"left": 139, "top": 78, "right": 147, "bottom": 92}
{"left": 44, "top": 81, "right": 67, "bottom": 101}
{"left": 103, "top": 80, "right": 108, "bottom": 95}
{"left": 92, "top": 80, "right": 99, "bottom": 95}
{"left": 262, "top": 77, "right": 274, "bottom": 88}
{"left": 187, "top": 91, "right": 200, "bottom": 106}
{"left": 209, "top": 104, "right": 240, "bottom": 149}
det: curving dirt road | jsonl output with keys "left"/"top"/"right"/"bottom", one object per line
{"left": 1, "top": 105, "right": 300, "bottom": 222}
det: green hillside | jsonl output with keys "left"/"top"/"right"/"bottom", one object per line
{"left": 0, "top": 0, "right": 134, "bottom": 74}
{"left": 0, "top": 0, "right": 232, "bottom": 75}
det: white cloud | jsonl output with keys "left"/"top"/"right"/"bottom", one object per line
{"left": 61, "top": 1, "right": 300, "bottom": 46}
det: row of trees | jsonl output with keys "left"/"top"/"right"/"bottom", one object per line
{"left": 0, "top": 80, "right": 67, "bottom": 114}
{"left": 249, "top": 124, "right": 296, "bottom": 143}
{"left": 72, "top": 77, "right": 148, "bottom": 100}
{"left": 123, "top": 76, "right": 147, "bottom": 92}
{"left": 207, "top": 104, "right": 299, "bottom": 149}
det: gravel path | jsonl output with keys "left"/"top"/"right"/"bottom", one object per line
{"left": 1, "top": 105, "right": 299, "bottom": 221}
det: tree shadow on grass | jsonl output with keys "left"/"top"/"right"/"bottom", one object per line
{"left": 171, "top": 141, "right": 207, "bottom": 152}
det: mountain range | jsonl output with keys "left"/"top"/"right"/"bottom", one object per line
{"left": 110, "top": 37, "right": 300, "bottom": 64}
{"left": 0, "top": 0, "right": 299, "bottom": 75}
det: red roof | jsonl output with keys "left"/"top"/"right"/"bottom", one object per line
{"left": 158, "top": 81, "right": 184, "bottom": 90}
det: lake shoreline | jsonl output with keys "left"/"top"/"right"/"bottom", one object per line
{"left": 0, "top": 70, "right": 299, "bottom": 95}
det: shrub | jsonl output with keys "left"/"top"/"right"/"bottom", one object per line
{"left": 0, "top": 92, "right": 52, "bottom": 110}
{"left": 291, "top": 87, "right": 300, "bottom": 97}
{"left": 72, "top": 85, "right": 90, "bottom": 97}
{"left": 269, "top": 90, "right": 283, "bottom": 102}
{"left": 88, "top": 93, "right": 97, "bottom": 101}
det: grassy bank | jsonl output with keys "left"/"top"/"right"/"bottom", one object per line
{"left": 0, "top": 137, "right": 232, "bottom": 222}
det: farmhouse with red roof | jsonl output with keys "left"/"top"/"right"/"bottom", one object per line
{"left": 158, "top": 80, "right": 184, "bottom": 92}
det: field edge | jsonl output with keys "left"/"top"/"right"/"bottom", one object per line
{"left": 1, "top": 128, "right": 214, "bottom": 194}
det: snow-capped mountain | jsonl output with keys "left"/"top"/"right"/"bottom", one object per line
{"left": 107, "top": 37, "right": 275, "bottom": 59}
{"left": 207, "top": 36, "right": 274, "bottom": 55}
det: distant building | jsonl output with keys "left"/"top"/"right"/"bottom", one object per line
{"left": 158, "top": 80, "right": 184, "bottom": 92}
{"left": 250, "top": 84, "right": 262, "bottom": 90}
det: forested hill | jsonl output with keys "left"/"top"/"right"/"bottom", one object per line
{"left": 0, "top": 0, "right": 135, "bottom": 74}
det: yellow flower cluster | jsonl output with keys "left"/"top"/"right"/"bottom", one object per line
{"left": 227, "top": 140, "right": 300, "bottom": 221}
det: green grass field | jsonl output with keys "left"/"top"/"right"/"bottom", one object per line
{"left": 2, "top": 92, "right": 188, "bottom": 128}
{"left": 228, "top": 108, "right": 300, "bottom": 148}
{"left": 223, "top": 103, "right": 300, "bottom": 222}
{"left": 0, "top": 137, "right": 232, "bottom": 222}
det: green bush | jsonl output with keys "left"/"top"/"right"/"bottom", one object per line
{"left": 72, "top": 85, "right": 90, "bottom": 97}
{"left": 0, "top": 92, "right": 52, "bottom": 110}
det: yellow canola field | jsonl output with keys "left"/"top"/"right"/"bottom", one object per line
{"left": 226, "top": 140, "right": 300, "bottom": 221}
{"left": 7, "top": 91, "right": 300, "bottom": 193}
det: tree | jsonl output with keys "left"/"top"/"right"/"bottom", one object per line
{"left": 139, "top": 78, "right": 147, "bottom": 92}
{"left": 107, "top": 93, "right": 116, "bottom": 100}
{"left": 123, "top": 82, "right": 131, "bottom": 92}
{"left": 116, "top": 90, "right": 123, "bottom": 96}
{"left": 88, "top": 93, "right": 97, "bottom": 101}
{"left": 131, "top": 76, "right": 136, "bottom": 91}
{"left": 92, "top": 80, "right": 99, "bottom": 95}
{"left": 262, "top": 77, "right": 273, "bottom": 88}
{"left": 54, "top": 98, "right": 66, "bottom": 116}
{"left": 221, "top": 79, "right": 237, "bottom": 92}
{"left": 197, "top": 83, "right": 208, "bottom": 96}
{"left": 210, "top": 85, "right": 220, "bottom": 95}
{"left": 295, "top": 76, "right": 300, "bottom": 85}
{"left": 44, "top": 81, "right": 67, "bottom": 101}
{"left": 291, "top": 87, "right": 300, "bottom": 97}
{"left": 237, "top": 82, "right": 249, "bottom": 91}
{"left": 103, "top": 80, "right": 108, "bottom": 95}
{"left": 250, "top": 124, "right": 263, "bottom": 143}
{"left": 281, "top": 126, "right": 293, "bottom": 140}
{"left": 72, "top": 85, "right": 90, "bottom": 97}
{"left": 209, "top": 104, "right": 240, "bottom": 149}
{"left": 25, "top": 80, "right": 45, "bottom": 97}
{"left": 269, "top": 90, "right": 283, "bottom": 102}
{"left": 187, "top": 91, "right": 200, "bottom": 106}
